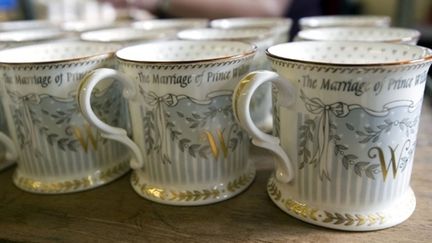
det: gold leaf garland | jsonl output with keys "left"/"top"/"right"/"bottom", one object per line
{"left": 14, "top": 160, "right": 130, "bottom": 193}
{"left": 227, "top": 174, "right": 250, "bottom": 192}
{"left": 132, "top": 171, "right": 254, "bottom": 202}
{"left": 267, "top": 180, "right": 386, "bottom": 227}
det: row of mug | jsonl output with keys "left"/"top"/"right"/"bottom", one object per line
{"left": 0, "top": 17, "right": 430, "bottom": 232}
{"left": 0, "top": 14, "right": 390, "bottom": 32}
{"left": 0, "top": 15, "right": 393, "bottom": 45}
{"left": 0, "top": 16, "right": 420, "bottom": 49}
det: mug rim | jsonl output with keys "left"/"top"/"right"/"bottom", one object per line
{"left": 132, "top": 18, "right": 209, "bottom": 30}
{"left": 210, "top": 17, "right": 292, "bottom": 28}
{"left": 296, "top": 27, "right": 420, "bottom": 44}
{"left": 266, "top": 41, "right": 432, "bottom": 67}
{"left": 0, "top": 28, "right": 65, "bottom": 43}
{"left": 80, "top": 27, "right": 173, "bottom": 43}
{"left": 115, "top": 40, "right": 257, "bottom": 64}
{"left": 0, "top": 20, "right": 56, "bottom": 32}
{"left": 299, "top": 15, "right": 391, "bottom": 28}
{"left": 0, "top": 41, "right": 121, "bottom": 65}
{"left": 176, "top": 27, "right": 274, "bottom": 42}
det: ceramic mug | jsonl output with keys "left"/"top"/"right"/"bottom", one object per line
{"left": 232, "top": 41, "right": 432, "bottom": 230}
{"left": 0, "top": 41, "right": 130, "bottom": 193}
{"left": 210, "top": 17, "right": 292, "bottom": 44}
{"left": 80, "top": 27, "right": 176, "bottom": 46}
{"left": 78, "top": 40, "right": 256, "bottom": 205}
{"left": 295, "top": 27, "right": 420, "bottom": 45}
{"left": 0, "top": 28, "right": 70, "bottom": 172}
{"left": 0, "top": 28, "right": 68, "bottom": 50}
{"left": 299, "top": 15, "right": 391, "bottom": 30}
{"left": 132, "top": 18, "right": 209, "bottom": 30}
{"left": 61, "top": 20, "right": 128, "bottom": 33}
{"left": 0, "top": 20, "right": 56, "bottom": 32}
{"left": 177, "top": 27, "right": 276, "bottom": 131}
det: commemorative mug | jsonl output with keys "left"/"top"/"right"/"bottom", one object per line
{"left": 295, "top": 27, "right": 420, "bottom": 45}
{"left": 0, "top": 41, "right": 130, "bottom": 193}
{"left": 299, "top": 15, "right": 391, "bottom": 30}
{"left": 0, "top": 20, "right": 56, "bottom": 31}
{"left": 177, "top": 27, "right": 276, "bottom": 131}
{"left": 132, "top": 18, "right": 209, "bottom": 31}
{"left": 78, "top": 40, "right": 256, "bottom": 205}
{"left": 0, "top": 28, "right": 68, "bottom": 52}
{"left": 210, "top": 17, "right": 292, "bottom": 44}
{"left": 233, "top": 41, "right": 432, "bottom": 230}
{"left": 0, "top": 28, "right": 67, "bottom": 171}
{"left": 80, "top": 27, "right": 176, "bottom": 46}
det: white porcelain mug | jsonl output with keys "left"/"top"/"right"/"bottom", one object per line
{"left": 210, "top": 17, "right": 292, "bottom": 44}
{"left": 78, "top": 40, "right": 257, "bottom": 206}
{"left": 132, "top": 18, "right": 209, "bottom": 31}
{"left": 0, "top": 41, "right": 130, "bottom": 193}
{"left": 80, "top": 27, "right": 176, "bottom": 46}
{"left": 233, "top": 41, "right": 432, "bottom": 231}
{"left": 295, "top": 27, "right": 420, "bottom": 45}
{"left": 177, "top": 27, "right": 276, "bottom": 131}
{"left": 299, "top": 15, "right": 391, "bottom": 30}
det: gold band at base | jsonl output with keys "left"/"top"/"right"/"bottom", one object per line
{"left": 131, "top": 167, "right": 255, "bottom": 206}
{"left": 13, "top": 160, "right": 130, "bottom": 194}
{"left": 267, "top": 176, "right": 416, "bottom": 231}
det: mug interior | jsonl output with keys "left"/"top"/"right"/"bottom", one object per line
{"left": 211, "top": 17, "right": 292, "bottom": 29}
{"left": 267, "top": 41, "right": 432, "bottom": 65}
{"left": 80, "top": 27, "right": 173, "bottom": 42}
{"left": 132, "top": 18, "right": 209, "bottom": 30}
{"left": 300, "top": 15, "right": 390, "bottom": 28}
{"left": 0, "top": 28, "right": 65, "bottom": 42}
{"left": 0, "top": 20, "right": 55, "bottom": 32}
{"left": 177, "top": 27, "right": 271, "bottom": 41}
{"left": 0, "top": 41, "right": 120, "bottom": 63}
{"left": 297, "top": 27, "right": 420, "bottom": 43}
{"left": 61, "top": 20, "right": 126, "bottom": 32}
{"left": 116, "top": 40, "right": 256, "bottom": 62}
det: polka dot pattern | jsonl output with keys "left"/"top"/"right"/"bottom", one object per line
{"left": 116, "top": 40, "right": 256, "bottom": 62}
{"left": 0, "top": 29, "right": 65, "bottom": 43}
{"left": 299, "top": 15, "right": 391, "bottom": 29}
{"left": 267, "top": 41, "right": 430, "bottom": 65}
{"left": 177, "top": 28, "right": 272, "bottom": 41}
{"left": 132, "top": 19, "right": 208, "bottom": 30}
{"left": 0, "top": 41, "right": 120, "bottom": 63}
{"left": 80, "top": 27, "right": 174, "bottom": 43}
{"left": 297, "top": 27, "right": 420, "bottom": 44}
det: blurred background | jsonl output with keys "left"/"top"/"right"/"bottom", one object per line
{"left": 0, "top": 0, "right": 429, "bottom": 46}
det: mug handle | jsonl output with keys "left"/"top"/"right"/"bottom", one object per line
{"left": 77, "top": 68, "right": 144, "bottom": 169}
{"left": 233, "top": 70, "right": 296, "bottom": 183}
{"left": 0, "top": 131, "right": 17, "bottom": 161}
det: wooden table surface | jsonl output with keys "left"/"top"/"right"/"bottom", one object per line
{"left": 1, "top": 95, "right": 431, "bottom": 243}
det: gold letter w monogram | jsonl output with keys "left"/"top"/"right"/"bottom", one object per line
{"left": 368, "top": 145, "right": 399, "bottom": 182}
{"left": 204, "top": 129, "right": 229, "bottom": 159}
{"left": 73, "top": 123, "right": 98, "bottom": 152}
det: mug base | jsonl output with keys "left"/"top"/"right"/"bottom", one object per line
{"left": 267, "top": 175, "right": 416, "bottom": 231}
{"left": 12, "top": 159, "right": 130, "bottom": 194}
{"left": 130, "top": 166, "right": 256, "bottom": 206}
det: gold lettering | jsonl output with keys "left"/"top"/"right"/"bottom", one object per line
{"left": 368, "top": 145, "right": 399, "bottom": 181}
{"left": 203, "top": 129, "right": 229, "bottom": 159}
{"left": 73, "top": 124, "right": 98, "bottom": 152}
{"left": 217, "top": 129, "right": 228, "bottom": 158}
